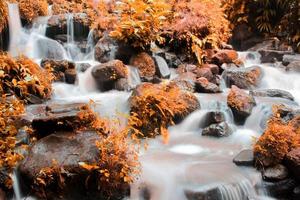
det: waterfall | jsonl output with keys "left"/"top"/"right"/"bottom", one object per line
{"left": 127, "top": 66, "right": 141, "bottom": 88}
{"left": 7, "top": 3, "right": 22, "bottom": 57}
{"left": 86, "top": 29, "right": 94, "bottom": 54}
{"left": 67, "top": 14, "right": 75, "bottom": 44}
{"left": 154, "top": 55, "right": 171, "bottom": 78}
{"left": 12, "top": 171, "right": 22, "bottom": 200}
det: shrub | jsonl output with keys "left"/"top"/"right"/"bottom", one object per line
{"left": 164, "top": 0, "right": 231, "bottom": 64}
{"left": 0, "top": 0, "right": 8, "bottom": 32}
{"left": 109, "top": 0, "right": 171, "bottom": 49}
{"left": 254, "top": 106, "right": 300, "bottom": 167}
{"left": 0, "top": 54, "right": 53, "bottom": 102}
{"left": 17, "top": 0, "right": 48, "bottom": 22}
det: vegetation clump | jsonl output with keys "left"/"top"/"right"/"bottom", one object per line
{"left": 13, "top": 0, "right": 49, "bottom": 22}
{"left": 254, "top": 105, "right": 300, "bottom": 167}
{"left": 129, "top": 83, "right": 199, "bottom": 142}
{"left": 0, "top": 0, "right": 8, "bottom": 33}
{"left": 0, "top": 96, "right": 28, "bottom": 189}
{"left": 0, "top": 53, "right": 53, "bottom": 103}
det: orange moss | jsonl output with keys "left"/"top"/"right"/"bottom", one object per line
{"left": 254, "top": 106, "right": 300, "bottom": 167}
{"left": 0, "top": 54, "right": 53, "bottom": 102}
{"left": 227, "top": 86, "right": 253, "bottom": 111}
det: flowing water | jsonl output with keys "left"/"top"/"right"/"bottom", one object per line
{"left": 5, "top": 3, "right": 300, "bottom": 200}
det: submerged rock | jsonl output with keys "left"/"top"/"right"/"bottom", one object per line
{"left": 223, "top": 66, "right": 262, "bottom": 90}
{"left": 130, "top": 52, "right": 156, "bottom": 80}
{"left": 233, "top": 149, "right": 254, "bottom": 166}
{"left": 185, "top": 187, "right": 222, "bottom": 200}
{"left": 227, "top": 86, "right": 256, "bottom": 124}
{"left": 262, "top": 164, "right": 289, "bottom": 182}
{"left": 262, "top": 178, "right": 297, "bottom": 198}
{"left": 202, "top": 122, "right": 232, "bottom": 137}
{"left": 250, "top": 89, "right": 294, "bottom": 101}
{"left": 92, "top": 60, "right": 128, "bottom": 91}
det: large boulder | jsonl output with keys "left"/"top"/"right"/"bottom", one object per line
{"left": 285, "top": 148, "right": 300, "bottom": 181}
{"left": 19, "top": 131, "right": 128, "bottom": 200}
{"left": 130, "top": 52, "right": 156, "bottom": 79}
{"left": 227, "top": 86, "right": 256, "bottom": 124}
{"left": 211, "top": 50, "right": 238, "bottom": 66}
{"left": 94, "top": 35, "right": 117, "bottom": 63}
{"left": 25, "top": 103, "right": 90, "bottom": 137}
{"left": 91, "top": 60, "right": 128, "bottom": 91}
{"left": 250, "top": 89, "right": 294, "bottom": 101}
{"left": 223, "top": 66, "right": 262, "bottom": 90}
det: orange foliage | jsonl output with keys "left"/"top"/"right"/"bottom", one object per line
{"left": 128, "top": 83, "right": 194, "bottom": 143}
{"left": 0, "top": 0, "right": 8, "bottom": 32}
{"left": 0, "top": 54, "right": 53, "bottom": 102}
{"left": 16, "top": 0, "right": 48, "bottom": 22}
{"left": 0, "top": 96, "right": 28, "bottom": 188}
{"left": 254, "top": 106, "right": 300, "bottom": 167}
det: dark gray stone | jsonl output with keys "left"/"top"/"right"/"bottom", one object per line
{"left": 202, "top": 122, "right": 232, "bottom": 137}
{"left": 262, "top": 164, "right": 289, "bottom": 182}
{"left": 233, "top": 149, "right": 254, "bottom": 166}
{"left": 250, "top": 89, "right": 294, "bottom": 101}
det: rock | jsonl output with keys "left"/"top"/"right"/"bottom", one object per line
{"left": 293, "top": 186, "right": 300, "bottom": 199}
{"left": 76, "top": 63, "right": 91, "bottom": 72}
{"left": 177, "top": 64, "right": 198, "bottom": 75}
{"left": 130, "top": 52, "right": 156, "bottom": 79}
{"left": 54, "top": 34, "right": 69, "bottom": 44}
{"left": 211, "top": 50, "right": 238, "bottom": 66}
{"left": 282, "top": 54, "right": 300, "bottom": 66}
{"left": 114, "top": 78, "right": 131, "bottom": 91}
{"left": 202, "top": 64, "right": 219, "bottom": 75}
{"left": 25, "top": 103, "right": 88, "bottom": 137}
{"left": 92, "top": 60, "right": 128, "bottom": 91}
{"left": 65, "top": 68, "right": 77, "bottom": 84}
{"left": 0, "top": 188, "right": 6, "bottom": 200}
{"left": 250, "top": 89, "right": 294, "bottom": 101}
{"left": 203, "top": 111, "right": 225, "bottom": 127}
{"left": 262, "top": 164, "right": 289, "bottom": 182}
{"left": 0, "top": 26, "right": 9, "bottom": 51}
{"left": 233, "top": 149, "right": 254, "bottom": 166}
{"left": 154, "top": 55, "right": 171, "bottom": 79}
{"left": 202, "top": 122, "right": 232, "bottom": 137}
{"left": 227, "top": 86, "right": 256, "bottom": 124}
{"left": 185, "top": 187, "right": 222, "bottom": 200}
{"left": 195, "top": 67, "right": 214, "bottom": 82}
{"left": 230, "top": 23, "right": 254, "bottom": 50}
{"left": 94, "top": 35, "right": 117, "bottom": 63}
{"left": 46, "top": 13, "right": 90, "bottom": 41}
{"left": 285, "top": 148, "right": 300, "bottom": 181}
{"left": 262, "top": 178, "right": 297, "bottom": 198}
{"left": 259, "top": 49, "right": 293, "bottom": 63}
{"left": 41, "top": 59, "right": 76, "bottom": 83}
{"left": 286, "top": 61, "right": 300, "bottom": 72}
{"left": 223, "top": 66, "right": 262, "bottom": 90}
{"left": 195, "top": 77, "right": 221, "bottom": 93}
{"left": 157, "top": 51, "right": 182, "bottom": 68}
{"left": 248, "top": 38, "right": 280, "bottom": 51}
{"left": 19, "top": 131, "right": 128, "bottom": 200}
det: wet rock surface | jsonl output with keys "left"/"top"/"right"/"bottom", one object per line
{"left": 227, "top": 86, "right": 256, "bottom": 124}
{"left": 285, "top": 148, "right": 300, "bottom": 181}
{"left": 262, "top": 164, "right": 289, "bottom": 182}
{"left": 92, "top": 60, "right": 128, "bottom": 91}
{"left": 202, "top": 122, "right": 232, "bottom": 137}
{"left": 130, "top": 52, "right": 156, "bottom": 79}
{"left": 223, "top": 66, "right": 262, "bottom": 89}
{"left": 25, "top": 103, "right": 88, "bottom": 137}
{"left": 211, "top": 49, "right": 238, "bottom": 66}
{"left": 195, "top": 77, "right": 221, "bottom": 93}
{"left": 250, "top": 89, "right": 294, "bottom": 101}
{"left": 233, "top": 149, "right": 254, "bottom": 166}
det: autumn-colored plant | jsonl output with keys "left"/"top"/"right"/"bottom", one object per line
{"left": 0, "top": 96, "right": 28, "bottom": 189}
{"left": 164, "top": 0, "right": 230, "bottom": 64}
{"left": 16, "top": 0, "right": 48, "bottom": 22}
{"left": 109, "top": 0, "right": 171, "bottom": 49}
{"left": 0, "top": 53, "right": 53, "bottom": 103}
{"left": 0, "top": 0, "right": 8, "bottom": 33}
{"left": 128, "top": 83, "right": 196, "bottom": 143}
{"left": 254, "top": 105, "right": 300, "bottom": 167}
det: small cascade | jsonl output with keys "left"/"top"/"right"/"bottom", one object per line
{"left": 127, "top": 66, "right": 141, "bottom": 88}
{"left": 31, "top": 16, "right": 50, "bottom": 36}
{"left": 12, "top": 171, "right": 22, "bottom": 200}
{"left": 67, "top": 14, "right": 75, "bottom": 44}
{"left": 8, "top": 3, "right": 22, "bottom": 57}
{"left": 86, "top": 29, "right": 94, "bottom": 54}
{"left": 153, "top": 55, "right": 171, "bottom": 78}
